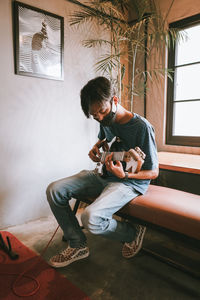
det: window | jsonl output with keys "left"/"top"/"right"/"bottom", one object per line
{"left": 166, "top": 14, "right": 200, "bottom": 147}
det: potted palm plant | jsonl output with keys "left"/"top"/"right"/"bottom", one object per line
{"left": 66, "top": 0, "right": 179, "bottom": 114}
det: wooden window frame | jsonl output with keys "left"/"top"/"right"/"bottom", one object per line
{"left": 166, "top": 14, "right": 200, "bottom": 147}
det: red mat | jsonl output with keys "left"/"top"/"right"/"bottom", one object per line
{"left": 0, "top": 231, "right": 90, "bottom": 300}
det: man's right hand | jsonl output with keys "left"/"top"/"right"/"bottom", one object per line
{"left": 88, "top": 140, "right": 109, "bottom": 162}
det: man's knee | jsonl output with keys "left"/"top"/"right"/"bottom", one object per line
{"left": 46, "top": 181, "right": 69, "bottom": 207}
{"left": 46, "top": 181, "right": 57, "bottom": 199}
{"left": 81, "top": 206, "right": 102, "bottom": 235}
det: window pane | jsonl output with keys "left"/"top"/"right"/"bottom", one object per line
{"left": 173, "top": 101, "right": 200, "bottom": 136}
{"left": 174, "top": 64, "right": 200, "bottom": 100}
{"left": 175, "top": 24, "right": 200, "bottom": 66}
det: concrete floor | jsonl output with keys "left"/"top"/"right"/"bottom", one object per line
{"left": 4, "top": 213, "right": 200, "bottom": 300}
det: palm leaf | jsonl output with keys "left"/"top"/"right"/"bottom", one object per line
{"left": 82, "top": 38, "right": 113, "bottom": 48}
{"left": 94, "top": 52, "right": 122, "bottom": 73}
{"left": 66, "top": 0, "right": 127, "bottom": 27}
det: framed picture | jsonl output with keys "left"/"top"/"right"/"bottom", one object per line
{"left": 13, "top": 1, "right": 64, "bottom": 80}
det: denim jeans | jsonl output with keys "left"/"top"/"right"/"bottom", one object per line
{"left": 46, "top": 170, "right": 140, "bottom": 248}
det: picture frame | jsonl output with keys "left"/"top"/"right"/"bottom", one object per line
{"left": 13, "top": 1, "right": 64, "bottom": 80}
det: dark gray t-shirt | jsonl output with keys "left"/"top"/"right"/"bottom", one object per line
{"left": 98, "top": 113, "right": 158, "bottom": 194}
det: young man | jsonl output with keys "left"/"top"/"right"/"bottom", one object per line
{"left": 46, "top": 76, "right": 158, "bottom": 268}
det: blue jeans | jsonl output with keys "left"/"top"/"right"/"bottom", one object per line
{"left": 46, "top": 170, "right": 140, "bottom": 248}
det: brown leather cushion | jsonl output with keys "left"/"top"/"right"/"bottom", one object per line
{"left": 120, "top": 185, "right": 200, "bottom": 240}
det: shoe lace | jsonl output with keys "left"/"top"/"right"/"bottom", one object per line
{"left": 59, "top": 247, "right": 74, "bottom": 258}
{"left": 135, "top": 226, "right": 145, "bottom": 246}
{"left": 59, "top": 244, "right": 87, "bottom": 257}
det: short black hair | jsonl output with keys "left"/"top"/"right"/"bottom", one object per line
{"left": 80, "top": 76, "right": 114, "bottom": 118}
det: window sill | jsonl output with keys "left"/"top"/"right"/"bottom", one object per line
{"left": 158, "top": 152, "right": 200, "bottom": 175}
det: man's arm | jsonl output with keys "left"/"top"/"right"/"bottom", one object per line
{"left": 104, "top": 153, "right": 159, "bottom": 180}
{"left": 126, "top": 167, "right": 159, "bottom": 180}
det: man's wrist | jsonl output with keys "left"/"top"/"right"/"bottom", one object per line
{"left": 124, "top": 171, "right": 129, "bottom": 179}
{"left": 96, "top": 139, "right": 106, "bottom": 148}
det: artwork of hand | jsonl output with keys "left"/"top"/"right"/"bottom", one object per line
{"left": 32, "top": 21, "right": 48, "bottom": 51}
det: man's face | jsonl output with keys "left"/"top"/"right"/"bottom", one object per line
{"left": 89, "top": 99, "right": 117, "bottom": 126}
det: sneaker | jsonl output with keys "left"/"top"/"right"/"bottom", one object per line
{"left": 49, "top": 244, "right": 89, "bottom": 268}
{"left": 122, "top": 225, "right": 146, "bottom": 258}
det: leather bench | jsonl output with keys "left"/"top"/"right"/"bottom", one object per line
{"left": 119, "top": 184, "right": 200, "bottom": 240}
{"left": 75, "top": 184, "right": 200, "bottom": 277}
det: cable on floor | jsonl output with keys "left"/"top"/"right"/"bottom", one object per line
{"left": 0, "top": 225, "right": 60, "bottom": 297}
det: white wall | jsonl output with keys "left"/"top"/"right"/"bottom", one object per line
{"left": 0, "top": 0, "right": 101, "bottom": 228}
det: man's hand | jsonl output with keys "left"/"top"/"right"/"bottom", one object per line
{"left": 88, "top": 144, "right": 101, "bottom": 162}
{"left": 88, "top": 140, "right": 109, "bottom": 162}
{"left": 105, "top": 153, "right": 125, "bottom": 179}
